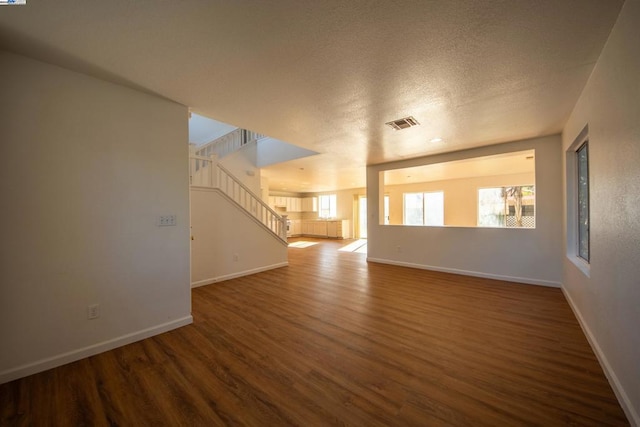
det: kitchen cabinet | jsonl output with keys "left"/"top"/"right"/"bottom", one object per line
{"left": 313, "top": 221, "right": 327, "bottom": 236}
{"left": 268, "top": 196, "right": 303, "bottom": 212}
{"left": 327, "top": 220, "right": 350, "bottom": 238}
{"left": 327, "top": 221, "right": 338, "bottom": 238}
{"left": 299, "top": 220, "right": 349, "bottom": 238}
{"left": 302, "top": 221, "right": 313, "bottom": 235}
{"left": 286, "top": 197, "right": 302, "bottom": 213}
{"left": 287, "top": 219, "right": 302, "bottom": 237}
{"left": 291, "top": 220, "right": 302, "bottom": 236}
{"left": 302, "top": 197, "right": 317, "bottom": 212}
{"left": 269, "top": 196, "right": 286, "bottom": 207}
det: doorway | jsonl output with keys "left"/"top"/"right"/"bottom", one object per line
{"left": 359, "top": 196, "right": 367, "bottom": 238}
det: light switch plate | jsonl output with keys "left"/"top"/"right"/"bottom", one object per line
{"left": 158, "top": 215, "right": 177, "bottom": 226}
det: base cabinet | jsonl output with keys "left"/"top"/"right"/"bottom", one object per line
{"left": 313, "top": 221, "right": 327, "bottom": 236}
{"left": 327, "top": 221, "right": 338, "bottom": 238}
{"left": 299, "top": 220, "right": 350, "bottom": 239}
{"left": 288, "top": 219, "right": 302, "bottom": 236}
{"left": 301, "top": 222, "right": 313, "bottom": 235}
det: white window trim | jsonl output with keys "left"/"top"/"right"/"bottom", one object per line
{"left": 318, "top": 194, "right": 337, "bottom": 219}
{"left": 566, "top": 125, "right": 591, "bottom": 277}
{"left": 402, "top": 191, "right": 444, "bottom": 226}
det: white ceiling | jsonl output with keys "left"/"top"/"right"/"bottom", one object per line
{"left": 0, "top": 1, "right": 623, "bottom": 192}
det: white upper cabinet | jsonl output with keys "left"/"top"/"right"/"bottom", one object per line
{"left": 302, "top": 197, "right": 317, "bottom": 212}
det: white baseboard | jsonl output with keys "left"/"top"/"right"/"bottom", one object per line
{"left": 562, "top": 288, "right": 639, "bottom": 427}
{"left": 0, "top": 315, "right": 193, "bottom": 385}
{"left": 366, "top": 257, "right": 561, "bottom": 288}
{"left": 191, "top": 262, "right": 289, "bottom": 288}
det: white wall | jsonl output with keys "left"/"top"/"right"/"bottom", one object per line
{"left": 561, "top": 0, "right": 640, "bottom": 423}
{"left": 0, "top": 52, "right": 192, "bottom": 383}
{"left": 367, "top": 135, "right": 562, "bottom": 287}
{"left": 219, "top": 142, "right": 262, "bottom": 196}
{"left": 190, "top": 188, "right": 288, "bottom": 286}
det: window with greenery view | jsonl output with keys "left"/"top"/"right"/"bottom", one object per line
{"left": 478, "top": 186, "right": 535, "bottom": 228}
{"left": 577, "top": 142, "right": 589, "bottom": 261}
{"left": 403, "top": 192, "right": 444, "bottom": 226}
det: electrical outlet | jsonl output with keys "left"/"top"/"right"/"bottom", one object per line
{"left": 158, "top": 215, "right": 177, "bottom": 226}
{"left": 396, "top": 245, "right": 402, "bottom": 253}
{"left": 87, "top": 304, "right": 100, "bottom": 320}
{"left": 233, "top": 253, "right": 239, "bottom": 262}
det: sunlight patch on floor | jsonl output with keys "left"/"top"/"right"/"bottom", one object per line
{"left": 339, "top": 239, "right": 368, "bottom": 254}
{"left": 288, "top": 241, "right": 319, "bottom": 248}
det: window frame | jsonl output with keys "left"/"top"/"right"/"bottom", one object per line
{"left": 318, "top": 194, "right": 337, "bottom": 219}
{"left": 566, "top": 125, "right": 590, "bottom": 276}
{"left": 477, "top": 185, "right": 536, "bottom": 228}
{"left": 402, "top": 191, "right": 444, "bottom": 226}
{"left": 576, "top": 141, "right": 590, "bottom": 262}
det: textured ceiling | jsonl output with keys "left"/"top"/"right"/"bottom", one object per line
{"left": 0, "top": 0, "right": 623, "bottom": 192}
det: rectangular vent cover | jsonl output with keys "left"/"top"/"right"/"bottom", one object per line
{"left": 386, "top": 116, "right": 420, "bottom": 130}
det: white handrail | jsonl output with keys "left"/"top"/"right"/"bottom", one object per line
{"left": 189, "top": 155, "right": 287, "bottom": 243}
{"left": 194, "top": 128, "right": 266, "bottom": 159}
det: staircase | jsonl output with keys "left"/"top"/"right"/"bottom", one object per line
{"left": 189, "top": 152, "right": 287, "bottom": 245}
{"left": 194, "top": 128, "right": 265, "bottom": 159}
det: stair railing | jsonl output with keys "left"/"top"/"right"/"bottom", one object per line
{"left": 189, "top": 154, "right": 287, "bottom": 243}
{"left": 194, "top": 128, "right": 266, "bottom": 159}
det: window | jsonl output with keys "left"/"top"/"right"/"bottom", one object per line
{"left": 478, "top": 185, "right": 535, "bottom": 228}
{"left": 403, "top": 192, "right": 444, "bottom": 226}
{"left": 382, "top": 149, "right": 535, "bottom": 227}
{"left": 318, "top": 194, "right": 337, "bottom": 218}
{"left": 566, "top": 126, "right": 590, "bottom": 274}
{"left": 577, "top": 141, "right": 589, "bottom": 261}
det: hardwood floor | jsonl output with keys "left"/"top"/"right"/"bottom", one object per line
{"left": 1, "top": 238, "right": 628, "bottom": 426}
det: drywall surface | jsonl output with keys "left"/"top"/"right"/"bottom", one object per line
{"left": 367, "top": 135, "right": 562, "bottom": 287}
{"left": 0, "top": 52, "right": 191, "bottom": 383}
{"left": 562, "top": 0, "right": 640, "bottom": 423}
{"left": 190, "top": 188, "right": 288, "bottom": 286}
{"left": 219, "top": 142, "right": 262, "bottom": 196}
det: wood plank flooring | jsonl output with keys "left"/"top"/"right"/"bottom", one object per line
{"left": 0, "top": 238, "right": 629, "bottom": 426}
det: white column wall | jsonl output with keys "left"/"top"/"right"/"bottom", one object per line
{"left": 366, "top": 135, "right": 563, "bottom": 287}
{"left": 561, "top": 0, "right": 640, "bottom": 423}
{"left": 0, "top": 52, "right": 192, "bottom": 383}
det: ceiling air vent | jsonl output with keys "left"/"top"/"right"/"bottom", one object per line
{"left": 385, "top": 116, "right": 420, "bottom": 131}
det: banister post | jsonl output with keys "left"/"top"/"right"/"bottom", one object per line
{"left": 189, "top": 144, "right": 197, "bottom": 185}
{"left": 210, "top": 154, "right": 219, "bottom": 188}
{"left": 281, "top": 214, "right": 288, "bottom": 240}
